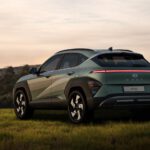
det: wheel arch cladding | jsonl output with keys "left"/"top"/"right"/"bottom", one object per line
{"left": 13, "top": 81, "right": 32, "bottom": 102}
{"left": 64, "top": 77, "right": 95, "bottom": 111}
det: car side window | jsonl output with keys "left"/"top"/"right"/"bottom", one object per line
{"left": 78, "top": 54, "right": 87, "bottom": 64}
{"left": 40, "top": 54, "right": 63, "bottom": 73}
{"left": 59, "top": 53, "right": 78, "bottom": 69}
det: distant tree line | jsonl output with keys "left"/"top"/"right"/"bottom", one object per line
{"left": 0, "top": 65, "right": 32, "bottom": 108}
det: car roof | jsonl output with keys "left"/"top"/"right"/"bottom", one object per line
{"left": 56, "top": 48, "right": 97, "bottom": 57}
{"left": 55, "top": 48, "right": 138, "bottom": 58}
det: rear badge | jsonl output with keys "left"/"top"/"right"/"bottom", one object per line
{"left": 132, "top": 73, "right": 138, "bottom": 78}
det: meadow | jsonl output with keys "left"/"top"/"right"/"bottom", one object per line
{"left": 0, "top": 109, "right": 150, "bottom": 150}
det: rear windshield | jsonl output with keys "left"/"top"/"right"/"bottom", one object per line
{"left": 92, "top": 53, "right": 150, "bottom": 67}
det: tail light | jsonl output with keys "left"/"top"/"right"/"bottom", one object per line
{"left": 91, "top": 70, "right": 150, "bottom": 73}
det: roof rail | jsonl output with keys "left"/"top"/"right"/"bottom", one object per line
{"left": 56, "top": 48, "right": 95, "bottom": 53}
{"left": 114, "top": 49, "right": 133, "bottom": 52}
{"left": 107, "top": 47, "right": 133, "bottom": 52}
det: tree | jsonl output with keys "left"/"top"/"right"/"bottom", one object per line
{"left": 20, "top": 65, "right": 30, "bottom": 76}
{"left": 5, "top": 66, "right": 15, "bottom": 77}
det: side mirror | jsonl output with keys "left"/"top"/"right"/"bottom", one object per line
{"left": 29, "top": 67, "right": 38, "bottom": 74}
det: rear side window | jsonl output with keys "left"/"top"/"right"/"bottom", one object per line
{"left": 92, "top": 53, "right": 150, "bottom": 67}
{"left": 59, "top": 53, "right": 87, "bottom": 69}
{"left": 60, "top": 53, "right": 78, "bottom": 69}
{"left": 78, "top": 54, "right": 87, "bottom": 64}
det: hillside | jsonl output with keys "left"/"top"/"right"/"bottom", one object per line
{"left": 0, "top": 65, "right": 39, "bottom": 108}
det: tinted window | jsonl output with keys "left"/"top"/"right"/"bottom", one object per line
{"left": 60, "top": 53, "right": 78, "bottom": 69}
{"left": 40, "top": 54, "right": 63, "bottom": 72}
{"left": 92, "top": 53, "right": 150, "bottom": 67}
{"left": 78, "top": 54, "right": 87, "bottom": 64}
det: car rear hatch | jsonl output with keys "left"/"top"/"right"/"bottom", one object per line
{"left": 91, "top": 51, "right": 150, "bottom": 106}
{"left": 92, "top": 67, "right": 150, "bottom": 85}
{"left": 91, "top": 52, "right": 150, "bottom": 90}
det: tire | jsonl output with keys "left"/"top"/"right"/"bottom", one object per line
{"left": 14, "top": 90, "right": 34, "bottom": 119}
{"left": 68, "top": 90, "right": 94, "bottom": 124}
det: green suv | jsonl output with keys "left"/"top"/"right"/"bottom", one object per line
{"left": 13, "top": 48, "right": 150, "bottom": 123}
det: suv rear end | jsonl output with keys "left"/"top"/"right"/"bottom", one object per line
{"left": 89, "top": 50, "right": 150, "bottom": 109}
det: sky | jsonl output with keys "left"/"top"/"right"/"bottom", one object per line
{"left": 1, "top": 0, "right": 150, "bottom": 68}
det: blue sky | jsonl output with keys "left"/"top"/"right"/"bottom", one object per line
{"left": 0, "top": 0, "right": 150, "bottom": 67}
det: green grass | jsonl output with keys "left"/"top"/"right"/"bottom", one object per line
{"left": 0, "top": 109, "right": 150, "bottom": 150}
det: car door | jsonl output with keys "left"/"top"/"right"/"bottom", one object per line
{"left": 48, "top": 53, "right": 87, "bottom": 103}
{"left": 27, "top": 54, "right": 64, "bottom": 102}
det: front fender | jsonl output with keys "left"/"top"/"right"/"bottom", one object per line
{"left": 13, "top": 81, "right": 32, "bottom": 102}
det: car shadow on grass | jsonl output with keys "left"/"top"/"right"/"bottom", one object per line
{"left": 31, "top": 109, "right": 150, "bottom": 124}
{"left": 32, "top": 110, "right": 69, "bottom": 123}
{"left": 94, "top": 109, "right": 150, "bottom": 124}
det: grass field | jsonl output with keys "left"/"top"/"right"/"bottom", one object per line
{"left": 0, "top": 109, "right": 150, "bottom": 150}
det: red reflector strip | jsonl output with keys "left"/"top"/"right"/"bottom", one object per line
{"left": 92, "top": 70, "right": 150, "bottom": 73}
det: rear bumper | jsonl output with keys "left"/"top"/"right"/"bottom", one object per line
{"left": 94, "top": 94, "right": 150, "bottom": 109}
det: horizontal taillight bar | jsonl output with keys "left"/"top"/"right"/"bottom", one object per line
{"left": 92, "top": 70, "right": 150, "bottom": 73}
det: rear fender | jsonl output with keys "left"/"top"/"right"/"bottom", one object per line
{"left": 65, "top": 77, "right": 95, "bottom": 111}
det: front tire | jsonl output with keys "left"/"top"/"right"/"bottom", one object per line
{"left": 14, "top": 90, "right": 33, "bottom": 119}
{"left": 68, "top": 90, "right": 93, "bottom": 124}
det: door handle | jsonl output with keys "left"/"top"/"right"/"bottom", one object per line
{"left": 67, "top": 71, "right": 75, "bottom": 76}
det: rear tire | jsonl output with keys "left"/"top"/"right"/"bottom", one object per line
{"left": 14, "top": 90, "right": 33, "bottom": 119}
{"left": 68, "top": 90, "right": 94, "bottom": 124}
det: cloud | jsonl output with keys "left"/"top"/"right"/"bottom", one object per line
{"left": 0, "top": 0, "right": 150, "bottom": 67}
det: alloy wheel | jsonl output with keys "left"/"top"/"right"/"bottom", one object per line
{"left": 69, "top": 92, "right": 85, "bottom": 122}
{"left": 14, "top": 92, "right": 26, "bottom": 117}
